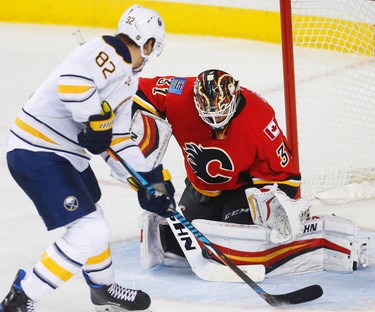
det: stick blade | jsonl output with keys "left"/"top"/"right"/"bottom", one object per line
{"left": 268, "top": 285, "right": 323, "bottom": 306}
{"left": 194, "top": 262, "right": 265, "bottom": 283}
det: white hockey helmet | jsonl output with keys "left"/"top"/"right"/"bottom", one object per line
{"left": 194, "top": 69, "right": 240, "bottom": 130}
{"left": 117, "top": 4, "right": 165, "bottom": 59}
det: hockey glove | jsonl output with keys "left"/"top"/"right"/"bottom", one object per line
{"left": 135, "top": 164, "right": 176, "bottom": 218}
{"left": 246, "top": 184, "right": 310, "bottom": 244}
{"left": 78, "top": 101, "right": 114, "bottom": 154}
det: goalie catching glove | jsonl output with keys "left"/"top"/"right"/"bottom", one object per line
{"left": 78, "top": 101, "right": 114, "bottom": 154}
{"left": 129, "top": 164, "right": 176, "bottom": 218}
{"left": 246, "top": 184, "right": 310, "bottom": 244}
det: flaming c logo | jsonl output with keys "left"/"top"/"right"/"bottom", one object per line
{"left": 184, "top": 142, "right": 233, "bottom": 184}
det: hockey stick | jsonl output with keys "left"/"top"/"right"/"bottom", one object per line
{"left": 107, "top": 148, "right": 323, "bottom": 306}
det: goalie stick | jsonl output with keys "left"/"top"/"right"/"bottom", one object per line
{"left": 107, "top": 147, "right": 323, "bottom": 306}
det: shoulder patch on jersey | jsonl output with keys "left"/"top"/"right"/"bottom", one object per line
{"left": 263, "top": 118, "right": 280, "bottom": 141}
{"left": 168, "top": 78, "right": 186, "bottom": 95}
{"left": 102, "top": 35, "right": 131, "bottom": 64}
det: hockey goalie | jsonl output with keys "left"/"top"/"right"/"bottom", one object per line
{"left": 129, "top": 71, "right": 370, "bottom": 282}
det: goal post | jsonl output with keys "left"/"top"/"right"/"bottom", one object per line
{"left": 279, "top": 0, "right": 375, "bottom": 204}
{"left": 280, "top": 0, "right": 300, "bottom": 172}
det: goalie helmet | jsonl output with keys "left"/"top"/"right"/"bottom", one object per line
{"left": 117, "top": 5, "right": 165, "bottom": 59}
{"left": 194, "top": 69, "right": 240, "bottom": 130}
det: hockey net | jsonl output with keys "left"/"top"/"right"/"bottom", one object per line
{"left": 281, "top": 0, "right": 375, "bottom": 204}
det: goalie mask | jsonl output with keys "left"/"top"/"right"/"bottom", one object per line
{"left": 117, "top": 5, "right": 165, "bottom": 61}
{"left": 194, "top": 70, "right": 240, "bottom": 130}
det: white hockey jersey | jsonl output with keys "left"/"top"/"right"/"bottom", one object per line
{"left": 5, "top": 35, "right": 149, "bottom": 174}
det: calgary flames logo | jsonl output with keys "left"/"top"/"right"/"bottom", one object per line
{"left": 184, "top": 142, "right": 233, "bottom": 184}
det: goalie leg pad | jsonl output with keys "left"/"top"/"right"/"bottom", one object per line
{"left": 193, "top": 214, "right": 370, "bottom": 278}
{"left": 322, "top": 214, "right": 370, "bottom": 271}
{"left": 138, "top": 211, "right": 188, "bottom": 268}
{"left": 139, "top": 211, "right": 166, "bottom": 268}
{"left": 193, "top": 218, "right": 324, "bottom": 277}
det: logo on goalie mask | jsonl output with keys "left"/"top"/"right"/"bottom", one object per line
{"left": 184, "top": 142, "right": 233, "bottom": 184}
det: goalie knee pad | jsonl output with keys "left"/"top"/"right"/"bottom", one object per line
{"left": 139, "top": 211, "right": 166, "bottom": 268}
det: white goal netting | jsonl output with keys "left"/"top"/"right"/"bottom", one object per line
{"left": 290, "top": 0, "right": 375, "bottom": 203}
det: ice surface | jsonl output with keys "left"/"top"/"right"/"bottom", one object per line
{"left": 0, "top": 23, "right": 374, "bottom": 311}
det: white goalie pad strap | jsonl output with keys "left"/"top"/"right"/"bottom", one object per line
{"left": 131, "top": 110, "right": 172, "bottom": 169}
{"left": 246, "top": 184, "right": 310, "bottom": 244}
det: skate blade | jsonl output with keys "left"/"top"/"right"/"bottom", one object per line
{"left": 95, "top": 304, "right": 152, "bottom": 312}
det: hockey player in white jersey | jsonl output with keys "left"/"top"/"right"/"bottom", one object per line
{"left": 0, "top": 5, "right": 175, "bottom": 312}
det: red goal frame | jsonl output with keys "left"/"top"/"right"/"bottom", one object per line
{"left": 280, "top": 0, "right": 299, "bottom": 173}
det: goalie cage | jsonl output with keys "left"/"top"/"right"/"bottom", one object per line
{"left": 280, "top": 0, "right": 375, "bottom": 204}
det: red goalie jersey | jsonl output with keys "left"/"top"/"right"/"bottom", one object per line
{"left": 133, "top": 76, "right": 301, "bottom": 198}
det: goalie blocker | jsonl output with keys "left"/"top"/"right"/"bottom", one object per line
{"left": 139, "top": 212, "right": 370, "bottom": 281}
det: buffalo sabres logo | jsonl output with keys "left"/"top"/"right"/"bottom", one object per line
{"left": 184, "top": 143, "right": 233, "bottom": 184}
{"left": 63, "top": 196, "right": 79, "bottom": 212}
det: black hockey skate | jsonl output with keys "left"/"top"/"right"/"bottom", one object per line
{"left": 83, "top": 271, "right": 151, "bottom": 311}
{"left": 0, "top": 269, "right": 35, "bottom": 312}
